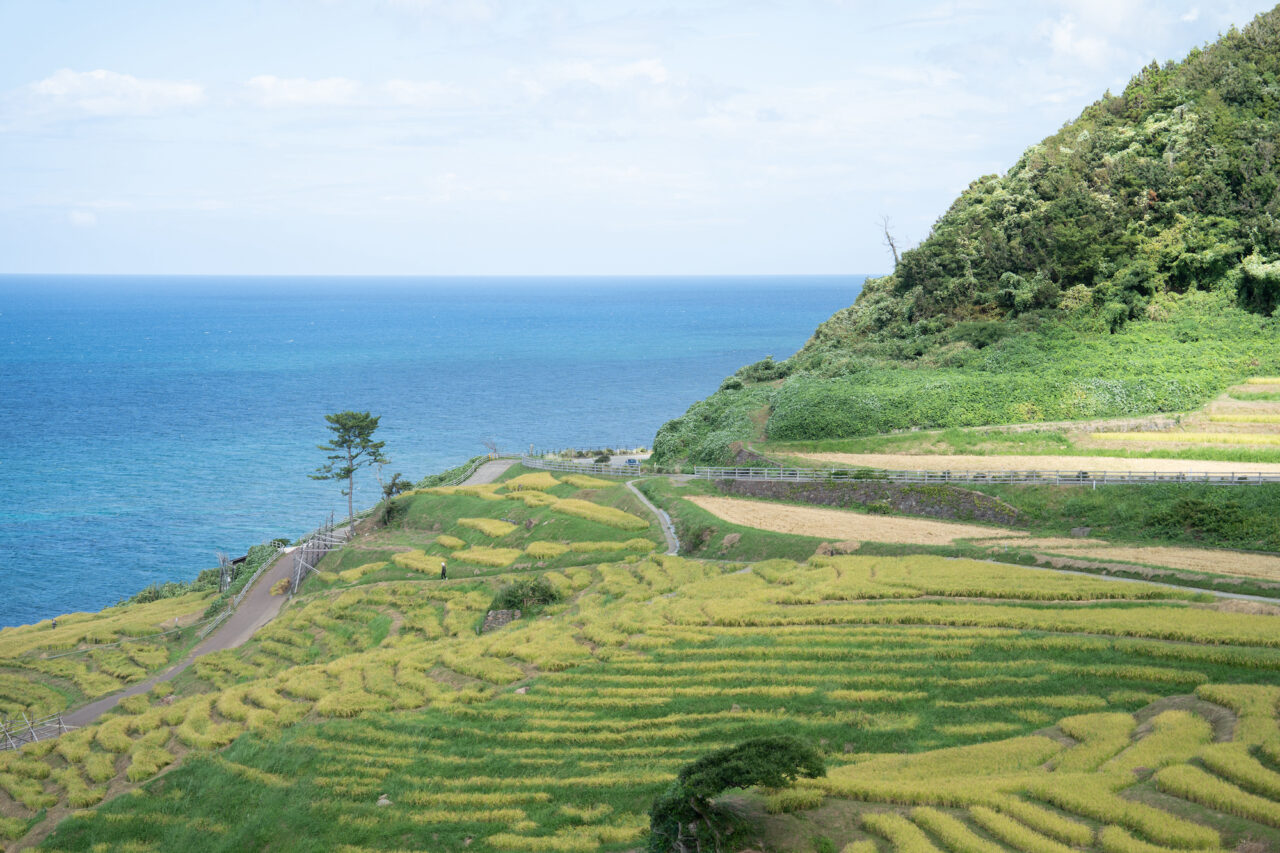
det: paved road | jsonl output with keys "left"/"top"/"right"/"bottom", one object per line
{"left": 64, "top": 546, "right": 299, "bottom": 727}
{"left": 464, "top": 459, "right": 519, "bottom": 485}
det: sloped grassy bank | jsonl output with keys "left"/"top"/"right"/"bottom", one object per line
{"left": 654, "top": 293, "right": 1280, "bottom": 465}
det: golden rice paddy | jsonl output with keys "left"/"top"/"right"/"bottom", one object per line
{"left": 792, "top": 452, "right": 1280, "bottom": 473}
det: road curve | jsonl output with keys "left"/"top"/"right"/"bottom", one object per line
{"left": 63, "top": 546, "right": 298, "bottom": 727}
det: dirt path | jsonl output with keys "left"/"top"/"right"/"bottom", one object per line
{"left": 792, "top": 452, "right": 1280, "bottom": 474}
{"left": 626, "top": 480, "right": 679, "bottom": 555}
{"left": 687, "top": 495, "right": 1024, "bottom": 545}
{"left": 63, "top": 546, "right": 298, "bottom": 727}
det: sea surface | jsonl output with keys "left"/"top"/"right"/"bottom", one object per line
{"left": 0, "top": 276, "right": 862, "bottom": 627}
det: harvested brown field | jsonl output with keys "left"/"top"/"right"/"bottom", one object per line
{"left": 969, "top": 537, "right": 1109, "bottom": 550}
{"left": 1023, "top": 545, "right": 1280, "bottom": 581}
{"left": 686, "top": 496, "right": 1025, "bottom": 545}
{"left": 791, "top": 452, "right": 1280, "bottom": 474}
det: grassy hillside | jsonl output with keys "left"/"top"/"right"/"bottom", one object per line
{"left": 654, "top": 7, "right": 1280, "bottom": 466}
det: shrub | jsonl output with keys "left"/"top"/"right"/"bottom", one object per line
{"left": 491, "top": 578, "right": 561, "bottom": 612}
{"left": 737, "top": 355, "right": 791, "bottom": 383}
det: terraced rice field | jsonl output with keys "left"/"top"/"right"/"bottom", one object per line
{"left": 3, "top": 468, "right": 1278, "bottom": 851}
{"left": 7, "top": 548, "right": 1274, "bottom": 852}
{"left": 1083, "top": 379, "right": 1280, "bottom": 457}
{"left": 0, "top": 591, "right": 215, "bottom": 718}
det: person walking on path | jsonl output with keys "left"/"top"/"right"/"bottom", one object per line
{"left": 440, "top": 560, "right": 447, "bottom": 580}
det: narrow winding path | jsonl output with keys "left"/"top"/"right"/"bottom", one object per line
{"left": 627, "top": 479, "right": 680, "bottom": 555}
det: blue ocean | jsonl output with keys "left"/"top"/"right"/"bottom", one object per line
{"left": 0, "top": 276, "right": 862, "bottom": 627}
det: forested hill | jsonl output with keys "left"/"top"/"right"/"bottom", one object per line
{"left": 653, "top": 6, "right": 1280, "bottom": 467}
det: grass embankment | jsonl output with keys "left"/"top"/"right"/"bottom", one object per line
{"left": 653, "top": 295, "right": 1280, "bottom": 467}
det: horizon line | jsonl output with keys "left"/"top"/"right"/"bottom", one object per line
{"left": 0, "top": 272, "right": 877, "bottom": 279}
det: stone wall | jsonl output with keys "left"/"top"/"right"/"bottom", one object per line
{"left": 481, "top": 609, "right": 521, "bottom": 633}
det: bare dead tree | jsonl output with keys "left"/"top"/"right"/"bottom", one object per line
{"left": 880, "top": 215, "right": 900, "bottom": 267}
{"left": 481, "top": 438, "right": 500, "bottom": 456}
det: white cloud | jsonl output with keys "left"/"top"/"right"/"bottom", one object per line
{"left": 382, "top": 0, "right": 495, "bottom": 23}
{"left": 1182, "top": 7, "right": 1201, "bottom": 22}
{"left": 246, "top": 75, "right": 360, "bottom": 107}
{"left": 30, "top": 69, "right": 204, "bottom": 116}
{"left": 68, "top": 210, "right": 97, "bottom": 227}
{"left": 383, "top": 79, "right": 465, "bottom": 107}
{"left": 546, "top": 59, "right": 670, "bottom": 90}
{"left": 1045, "top": 15, "right": 1112, "bottom": 65}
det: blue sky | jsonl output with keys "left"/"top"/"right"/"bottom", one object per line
{"left": 0, "top": 0, "right": 1272, "bottom": 275}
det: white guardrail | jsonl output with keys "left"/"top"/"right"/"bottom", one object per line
{"left": 692, "top": 466, "right": 1280, "bottom": 486}
{"left": 520, "top": 456, "right": 666, "bottom": 477}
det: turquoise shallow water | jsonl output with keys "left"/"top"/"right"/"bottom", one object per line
{"left": 0, "top": 275, "right": 862, "bottom": 627}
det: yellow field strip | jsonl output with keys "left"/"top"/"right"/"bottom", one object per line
{"left": 1028, "top": 545, "right": 1280, "bottom": 582}
{"left": 1208, "top": 414, "right": 1280, "bottom": 424}
{"left": 1093, "top": 432, "right": 1280, "bottom": 446}
{"left": 791, "top": 452, "right": 1280, "bottom": 473}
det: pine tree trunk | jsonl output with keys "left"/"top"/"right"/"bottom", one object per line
{"left": 346, "top": 447, "right": 355, "bottom": 520}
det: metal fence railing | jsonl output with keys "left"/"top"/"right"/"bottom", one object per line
{"left": 692, "top": 466, "right": 1280, "bottom": 486}
{"left": 1, "top": 712, "right": 73, "bottom": 751}
{"left": 520, "top": 456, "right": 673, "bottom": 477}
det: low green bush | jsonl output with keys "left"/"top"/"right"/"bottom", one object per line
{"left": 489, "top": 578, "right": 560, "bottom": 613}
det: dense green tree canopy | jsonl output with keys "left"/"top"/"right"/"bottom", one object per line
{"left": 812, "top": 8, "right": 1280, "bottom": 355}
